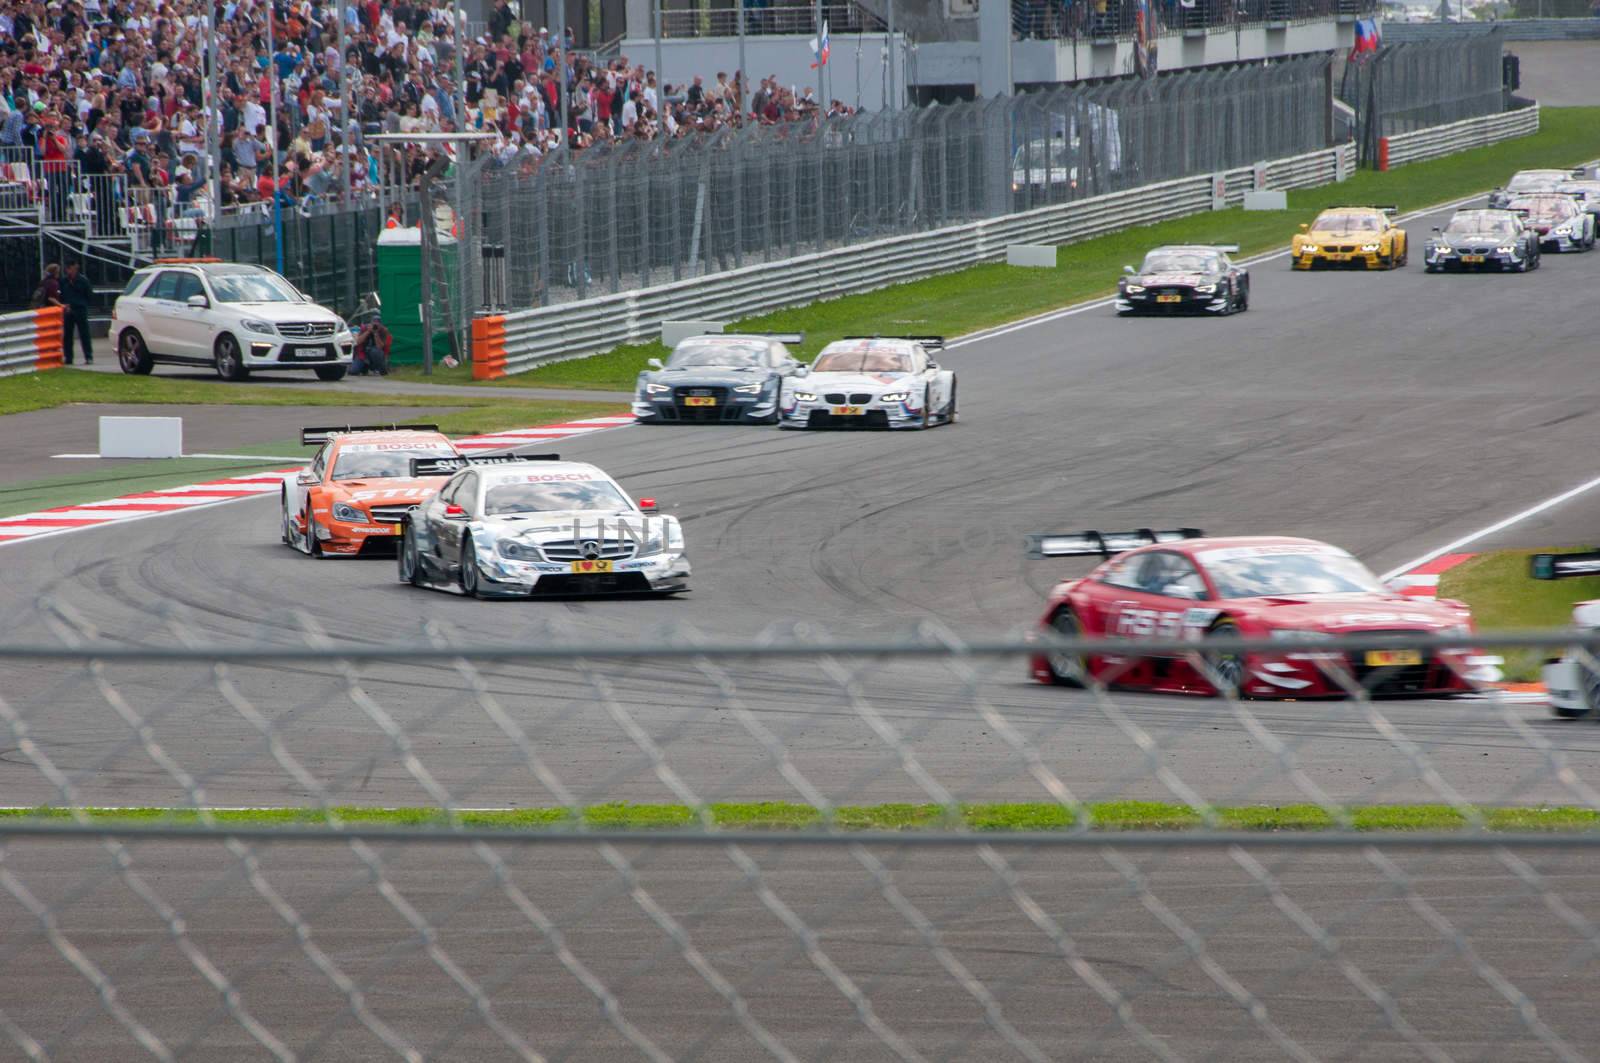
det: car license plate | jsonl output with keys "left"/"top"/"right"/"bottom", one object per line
{"left": 1364, "top": 649, "right": 1423, "bottom": 667}
{"left": 293, "top": 345, "right": 332, "bottom": 359}
{"left": 570, "top": 559, "right": 614, "bottom": 574}
{"left": 1156, "top": 294, "right": 1182, "bottom": 304}
{"left": 830, "top": 405, "right": 865, "bottom": 416}
{"left": 683, "top": 396, "right": 717, "bottom": 407}
{"left": 1460, "top": 254, "right": 1485, "bottom": 264}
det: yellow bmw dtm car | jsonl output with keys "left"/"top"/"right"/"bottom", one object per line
{"left": 1290, "top": 206, "right": 1408, "bottom": 270}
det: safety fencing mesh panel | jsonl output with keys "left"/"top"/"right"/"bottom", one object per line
{"left": 1339, "top": 37, "right": 1508, "bottom": 166}
{"left": 2, "top": 619, "right": 1600, "bottom": 1060}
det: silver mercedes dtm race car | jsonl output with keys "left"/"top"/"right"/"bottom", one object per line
{"left": 397, "top": 455, "right": 690, "bottom": 598}
{"left": 778, "top": 336, "right": 957, "bottom": 430}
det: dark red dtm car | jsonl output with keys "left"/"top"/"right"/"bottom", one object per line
{"left": 1028, "top": 530, "right": 1482, "bottom": 698}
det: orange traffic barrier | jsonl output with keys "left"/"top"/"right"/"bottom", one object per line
{"left": 34, "top": 305, "right": 64, "bottom": 371}
{"left": 471, "top": 315, "right": 508, "bottom": 380}
{"left": 1376, "top": 137, "right": 1390, "bottom": 172}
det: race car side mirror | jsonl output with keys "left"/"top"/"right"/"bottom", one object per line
{"left": 1298, "top": 223, "right": 1308, "bottom": 232}
{"left": 296, "top": 471, "right": 317, "bottom": 486}
{"left": 1122, "top": 265, "right": 1136, "bottom": 275}
{"left": 795, "top": 366, "right": 809, "bottom": 377}
{"left": 637, "top": 498, "right": 657, "bottom": 512}
{"left": 1431, "top": 226, "right": 1441, "bottom": 233}
{"left": 647, "top": 357, "right": 664, "bottom": 370}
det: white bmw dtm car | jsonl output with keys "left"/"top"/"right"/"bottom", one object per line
{"left": 397, "top": 455, "right": 690, "bottom": 598}
{"left": 1531, "top": 551, "right": 1600, "bottom": 717}
{"left": 779, "top": 336, "right": 957, "bottom": 430}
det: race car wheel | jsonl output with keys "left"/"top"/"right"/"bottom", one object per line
{"left": 1397, "top": 238, "right": 1409, "bottom": 267}
{"left": 398, "top": 523, "right": 422, "bottom": 586}
{"left": 945, "top": 382, "right": 959, "bottom": 425}
{"left": 302, "top": 500, "right": 323, "bottom": 557}
{"left": 459, "top": 539, "right": 485, "bottom": 598}
{"left": 1043, "top": 609, "right": 1088, "bottom": 688}
{"left": 118, "top": 329, "right": 153, "bottom": 375}
{"left": 214, "top": 334, "right": 249, "bottom": 381}
{"left": 1204, "top": 620, "right": 1246, "bottom": 698}
{"left": 919, "top": 387, "right": 934, "bottom": 430}
{"left": 1237, "top": 285, "right": 1249, "bottom": 312}
{"left": 280, "top": 489, "right": 293, "bottom": 546}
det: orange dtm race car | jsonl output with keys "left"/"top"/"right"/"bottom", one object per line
{"left": 281, "top": 424, "right": 462, "bottom": 557}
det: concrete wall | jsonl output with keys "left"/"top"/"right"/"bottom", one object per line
{"left": 917, "top": 18, "right": 1351, "bottom": 88}
{"left": 618, "top": 33, "right": 910, "bottom": 110}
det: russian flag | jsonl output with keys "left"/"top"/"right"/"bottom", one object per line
{"left": 810, "top": 20, "right": 830, "bottom": 70}
{"left": 1350, "top": 17, "right": 1381, "bottom": 61}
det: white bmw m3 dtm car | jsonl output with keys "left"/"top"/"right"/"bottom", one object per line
{"left": 1530, "top": 551, "right": 1600, "bottom": 717}
{"left": 397, "top": 454, "right": 690, "bottom": 598}
{"left": 778, "top": 336, "right": 957, "bottom": 430}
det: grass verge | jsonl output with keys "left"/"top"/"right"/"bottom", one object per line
{"left": 1438, "top": 548, "right": 1600, "bottom": 682}
{"left": 4, "top": 801, "right": 1597, "bottom": 832}
{"left": 454, "top": 106, "right": 1600, "bottom": 392}
{"left": 0, "top": 367, "right": 621, "bottom": 425}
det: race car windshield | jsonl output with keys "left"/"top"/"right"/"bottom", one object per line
{"left": 812, "top": 351, "right": 912, "bottom": 373}
{"left": 1206, "top": 553, "right": 1385, "bottom": 599}
{"left": 485, "top": 481, "right": 632, "bottom": 515}
{"left": 1507, "top": 173, "right": 1563, "bottom": 191}
{"left": 1312, "top": 213, "right": 1380, "bottom": 231}
{"left": 1511, "top": 198, "right": 1576, "bottom": 219}
{"left": 207, "top": 272, "right": 302, "bottom": 303}
{"left": 1140, "top": 252, "right": 1217, "bottom": 273}
{"left": 1444, "top": 215, "right": 1516, "bottom": 237}
{"left": 331, "top": 449, "right": 449, "bottom": 480}
{"left": 667, "top": 342, "right": 765, "bottom": 368}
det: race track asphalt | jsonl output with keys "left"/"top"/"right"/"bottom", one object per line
{"left": 6, "top": 200, "right": 1600, "bottom": 1058}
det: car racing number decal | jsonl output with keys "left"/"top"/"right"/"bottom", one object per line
{"left": 1111, "top": 605, "right": 1221, "bottom": 639}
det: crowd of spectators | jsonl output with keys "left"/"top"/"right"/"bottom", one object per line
{"left": 0, "top": 0, "right": 859, "bottom": 222}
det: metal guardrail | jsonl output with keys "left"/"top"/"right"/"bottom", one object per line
{"left": 1383, "top": 17, "right": 1600, "bottom": 40}
{"left": 1380, "top": 102, "right": 1541, "bottom": 170}
{"left": 0, "top": 306, "right": 64, "bottom": 378}
{"left": 477, "top": 142, "right": 1354, "bottom": 377}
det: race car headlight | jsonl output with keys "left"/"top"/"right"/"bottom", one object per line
{"left": 1360, "top": 243, "right": 1380, "bottom": 252}
{"left": 1123, "top": 284, "right": 1145, "bottom": 293}
{"left": 792, "top": 391, "right": 817, "bottom": 402}
{"left": 878, "top": 392, "right": 911, "bottom": 403}
{"left": 1194, "top": 284, "right": 1216, "bottom": 294}
{"left": 644, "top": 382, "right": 671, "bottom": 394}
{"left": 1496, "top": 246, "right": 1517, "bottom": 254}
{"left": 1434, "top": 245, "right": 1451, "bottom": 254}
{"left": 1299, "top": 245, "right": 1318, "bottom": 254}
{"left": 498, "top": 540, "right": 536, "bottom": 560}
{"left": 732, "top": 382, "right": 764, "bottom": 394}
{"left": 241, "top": 319, "right": 278, "bottom": 335}
{"left": 1554, "top": 225, "right": 1573, "bottom": 236}
{"left": 331, "top": 501, "right": 364, "bottom": 523}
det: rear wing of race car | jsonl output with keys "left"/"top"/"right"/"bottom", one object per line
{"left": 742, "top": 332, "right": 805, "bottom": 344}
{"left": 1208, "top": 245, "right": 1240, "bottom": 254}
{"left": 1025, "top": 528, "right": 1205, "bottom": 559}
{"left": 302, "top": 423, "right": 440, "bottom": 446}
{"left": 843, "top": 335, "right": 946, "bottom": 352}
{"left": 1530, "top": 552, "right": 1600, "bottom": 580}
{"left": 410, "top": 454, "right": 562, "bottom": 477}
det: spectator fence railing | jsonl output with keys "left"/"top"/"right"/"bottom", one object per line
{"left": 1012, "top": 0, "right": 1375, "bottom": 41}
{"left": 1339, "top": 37, "right": 1509, "bottom": 165}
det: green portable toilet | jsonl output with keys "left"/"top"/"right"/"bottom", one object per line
{"left": 375, "top": 225, "right": 458, "bottom": 365}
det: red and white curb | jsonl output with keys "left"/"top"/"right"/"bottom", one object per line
{"left": 0, "top": 414, "right": 634, "bottom": 548}
{"left": 1387, "top": 553, "right": 1477, "bottom": 600}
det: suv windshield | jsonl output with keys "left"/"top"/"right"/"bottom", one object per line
{"left": 485, "top": 481, "right": 632, "bottom": 514}
{"left": 331, "top": 449, "right": 450, "bottom": 480}
{"left": 813, "top": 351, "right": 911, "bottom": 373}
{"left": 1141, "top": 252, "right": 1218, "bottom": 273}
{"left": 208, "top": 271, "right": 302, "bottom": 303}
{"left": 668, "top": 342, "right": 765, "bottom": 368}
{"left": 1206, "top": 552, "right": 1384, "bottom": 598}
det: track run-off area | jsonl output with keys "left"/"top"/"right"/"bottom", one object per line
{"left": 6, "top": 194, "right": 1600, "bottom": 1060}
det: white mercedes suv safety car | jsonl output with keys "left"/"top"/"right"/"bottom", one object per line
{"left": 398, "top": 454, "right": 691, "bottom": 598}
{"left": 112, "top": 260, "right": 355, "bottom": 381}
{"left": 779, "top": 336, "right": 957, "bottom": 429}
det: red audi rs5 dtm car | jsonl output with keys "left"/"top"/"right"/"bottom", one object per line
{"left": 1028, "top": 529, "right": 1490, "bottom": 698}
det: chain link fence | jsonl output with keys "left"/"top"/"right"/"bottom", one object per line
{"left": 3, "top": 612, "right": 1600, "bottom": 1060}
{"left": 1339, "top": 37, "right": 1510, "bottom": 167}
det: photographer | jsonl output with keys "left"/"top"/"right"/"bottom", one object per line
{"left": 351, "top": 313, "right": 392, "bottom": 376}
